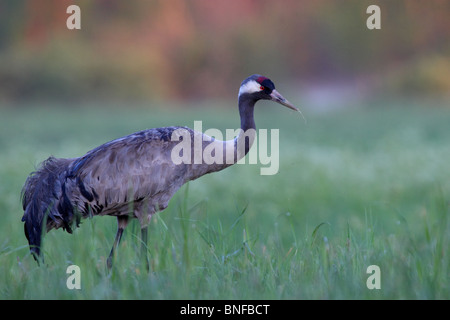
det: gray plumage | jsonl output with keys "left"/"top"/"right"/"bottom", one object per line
{"left": 21, "top": 75, "right": 299, "bottom": 268}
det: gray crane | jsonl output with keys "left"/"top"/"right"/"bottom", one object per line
{"left": 21, "top": 74, "right": 299, "bottom": 269}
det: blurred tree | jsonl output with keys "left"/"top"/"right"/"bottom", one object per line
{"left": 0, "top": 0, "right": 448, "bottom": 104}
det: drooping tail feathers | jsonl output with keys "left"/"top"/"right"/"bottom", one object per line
{"left": 21, "top": 156, "right": 76, "bottom": 260}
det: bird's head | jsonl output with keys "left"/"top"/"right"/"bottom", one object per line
{"left": 238, "top": 74, "right": 299, "bottom": 112}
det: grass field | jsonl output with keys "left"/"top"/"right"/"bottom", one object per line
{"left": 0, "top": 98, "right": 449, "bottom": 299}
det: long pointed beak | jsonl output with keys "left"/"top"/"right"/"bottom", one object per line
{"left": 270, "top": 89, "right": 299, "bottom": 112}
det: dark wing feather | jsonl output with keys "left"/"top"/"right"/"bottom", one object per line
{"left": 66, "top": 127, "right": 192, "bottom": 217}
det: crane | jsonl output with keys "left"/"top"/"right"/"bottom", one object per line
{"left": 21, "top": 74, "right": 299, "bottom": 269}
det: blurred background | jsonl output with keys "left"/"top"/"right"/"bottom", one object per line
{"left": 0, "top": 1, "right": 450, "bottom": 299}
{"left": 0, "top": 0, "right": 449, "bottom": 106}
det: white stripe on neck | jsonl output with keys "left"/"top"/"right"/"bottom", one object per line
{"left": 238, "top": 80, "right": 261, "bottom": 97}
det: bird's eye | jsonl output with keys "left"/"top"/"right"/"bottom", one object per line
{"left": 260, "top": 86, "right": 265, "bottom": 91}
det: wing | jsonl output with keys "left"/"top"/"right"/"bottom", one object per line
{"left": 66, "top": 127, "right": 191, "bottom": 216}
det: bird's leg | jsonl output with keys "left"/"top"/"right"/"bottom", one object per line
{"left": 140, "top": 226, "right": 150, "bottom": 272}
{"left": 107, "top": 228, "right": 123, "bottom": 269}
{"left": 107, "top": 216, "right": 129, "bottom": 269}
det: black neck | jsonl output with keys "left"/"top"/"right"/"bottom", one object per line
{"left": 238, "top": 94, "right": 257, "bottom": 132}
{"left": 237, "top": 94, "right": 257, "bottom": 157}
{"left": 188, "top": 94, "right": 258, "bottom": 178}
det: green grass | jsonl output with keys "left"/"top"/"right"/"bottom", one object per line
{"left": 0, "top": 99, "right": 449, "bottom": 299}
